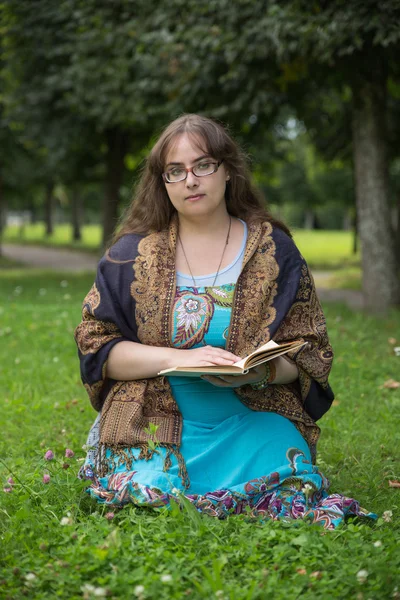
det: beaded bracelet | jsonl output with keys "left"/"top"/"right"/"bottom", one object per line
{"left": 251, "top": 361, "right": 276, "bottom": 390}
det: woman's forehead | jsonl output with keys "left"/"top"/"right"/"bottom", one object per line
{"left": 164, "top": 132, "right": 209, "bottom": 165}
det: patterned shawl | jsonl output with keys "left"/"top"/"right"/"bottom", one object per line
{"left": 75, "top": 219, "right": 334, "bottom": 479}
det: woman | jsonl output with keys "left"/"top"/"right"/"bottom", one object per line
{"left": 75, "top": 114, "right": 375, "bottom": 528}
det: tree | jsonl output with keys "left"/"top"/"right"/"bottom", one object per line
{"left": 159, "top": 0, "right": 400, "bottom": 311}
{"left": 1, "top": 0, "right": 173, "bottom": 246}
{"left": 0, "top": 110, "right": 43, "bottom": 254}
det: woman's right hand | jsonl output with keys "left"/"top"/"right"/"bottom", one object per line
{"left": 170, "top": 345, "right": 242, "bottom": 368}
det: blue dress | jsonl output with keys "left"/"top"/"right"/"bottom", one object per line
{"left": 81, "top": 279, "right": 376, "bottom": 529}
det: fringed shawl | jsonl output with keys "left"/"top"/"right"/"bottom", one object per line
{"left": 75, "top": 219, "right": 334, "bottom": 482}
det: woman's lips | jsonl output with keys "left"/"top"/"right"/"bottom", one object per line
{"left": 185, "top": 194, "right": 205, "bottom": 202}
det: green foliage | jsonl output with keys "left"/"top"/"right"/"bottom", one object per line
{"left": 2, "top": 0, "right": 400, "bottom": 226}
{"left": 0, "top": 271, "right": 399, "bottom": 598}
{"left": 258, "top": 128, "right": 354, "bottom": 227}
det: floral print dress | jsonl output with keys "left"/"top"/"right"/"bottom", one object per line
{"left": 80, "top": 280, "right": 376, "bottom": 529}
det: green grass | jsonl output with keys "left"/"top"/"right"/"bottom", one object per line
{"left": 3, "top": 223, "right": 361, "bottom": 271}
{"left": 3, "top": 223, "right": 102, "bottom": 252}
{"left": 1, "top": 271, "right": 399, "bottom": 599}
{"left": 0, "top": 255, "right": 24, "bottom": 269}
{"left": 293, "top": 229, "right": 360, "bottom": 270}
{"left": 323, "top": 267, "right": 362, "bottom": 290}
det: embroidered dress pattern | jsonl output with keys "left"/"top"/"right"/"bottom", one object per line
{"left": 80, "top": 446, "right": 375, "bottom": 530}
{"left": 172, "top": 285, "right": 234, "bottom": 347}
{"left": 174, "top": 291, "right": 214, "bottom": 347}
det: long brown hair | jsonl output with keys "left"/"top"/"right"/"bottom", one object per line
{"left": 113, "top": 114, "right": 291, "bottom": 244}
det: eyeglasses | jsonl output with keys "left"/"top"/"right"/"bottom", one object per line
{"left": 162, "top": 160, "right": 223, "bottom": 183}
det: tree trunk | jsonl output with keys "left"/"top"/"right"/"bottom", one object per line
{"left": 0, "top": 168, "right": 3, "bottom": 257}
{"left": 303, "top": 209, "right": 315, "bottom": 230}
{"left": 352, "top": 198, "right": 358, "bottom": 255}
{"left": 71, "top": 187, "right": 82, "bottom": 241}
{"left": 352, "top": 214, "right": 358, "bottom": 256}
{"left": 102, "top": 128, "right": 128, "bottom": 248}
{"left": 351, "top": 52, "right": 400, "bottom": 312}
{"left": 44, "top": 180, "right": 55, "bottom": 236}
{"left": 396, "top": 192, "right": 400, "bottom": 265}
{"left": 30, "top": 201, "right": 38, "bottom": 224}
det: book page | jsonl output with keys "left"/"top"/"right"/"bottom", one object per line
{"left": 232, "top": 340, "right": 279, "bottom": 369}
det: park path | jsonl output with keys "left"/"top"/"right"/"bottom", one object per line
{"left": 2, "top": 243, "right": 363, "bottom": 308}
{"left": 3, "top": 243, "right": 99, "bottom": 272}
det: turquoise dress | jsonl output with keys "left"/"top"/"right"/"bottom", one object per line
{"left": 81, "top": 278, "right": 376, "bottom": 528}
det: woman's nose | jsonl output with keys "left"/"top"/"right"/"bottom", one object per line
{"left": 185, "top": 170, "right": 199, "bottom": 186}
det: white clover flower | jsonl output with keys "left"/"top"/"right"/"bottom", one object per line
{"left": 81, "top": 583, "right": 96, "bottom": 593}
{"left": 63, "top": 293, "right": 71, "bottom": 300}
{"left": 39, "top": 288, "right": 47, "bottom": 296}
{"left": 60, "top": 516, "right": 73, "bottom": 526}
{"left": 383, "top": 510, "right": 393, "bottom": 522}
{"left": 373, "top": 540, "right": 382, "bottom": 547}
{"left": 25, "top": 573, "right": 37, "bottom": 582}
{"left": 215, "top": 591, "right": 224, "bottom": 598}
{"left": 303, "top": 484, "right": 313, "bottom": 498}
{"left": 161, "top": 574, "right": 172, "bottom": 583}
{"left": 60, "top": 280, "right": 68, "bottom": 288}
{"left": 134, "top": 585, "right": 145, "bottom": 596}
{"left": 93, "top": 587, "right": 107, "bottom": 597}
{"left": 356, "top": 569, "right": 369, "bottom": 584}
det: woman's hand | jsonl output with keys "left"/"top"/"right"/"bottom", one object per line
{"left": 201, "top": 363, "right": 268, "bottom": 389}
{"left": 202, "top": 355, "right": 299, "bottom": 388}
{"left": 172, "top": 345, "right": 242, "bottom": 368}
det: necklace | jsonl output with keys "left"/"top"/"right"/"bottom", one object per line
{"left": 178, "top": 216, "right": 232, "bottom": 288}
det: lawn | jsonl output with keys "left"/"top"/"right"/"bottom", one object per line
{"left": 3, "top": 223, "right": 102, "bottom": 253}
{"left": 0, "top": 270, "right": 399, "bottom": 599}
{"left": 293, "top": 230, "right": 360, "bottom": 270}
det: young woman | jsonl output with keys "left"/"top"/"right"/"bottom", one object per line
{"left": 75, "top": 114, "right": 375, "bottom": 528}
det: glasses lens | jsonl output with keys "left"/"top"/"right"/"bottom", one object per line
{"left": 193, "top": 161, "right": 217, "bottom": 177}
{"left": 166, "top": 167, "right": 186, "bottom": 182}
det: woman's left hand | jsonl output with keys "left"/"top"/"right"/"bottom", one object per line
{"left": 201, "top": 363, "right": 267, "bottom": 388}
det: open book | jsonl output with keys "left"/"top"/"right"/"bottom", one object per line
{"left": 158, "top": 339, "right": 306, "bottom": 377}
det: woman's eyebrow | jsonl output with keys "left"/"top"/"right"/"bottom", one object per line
{"left": 165, "top": 154, "right": 211, "bottom": 168}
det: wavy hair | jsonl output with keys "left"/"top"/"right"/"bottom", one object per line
{"left": 112, "top": 114, "right": 291, "bottom": 244}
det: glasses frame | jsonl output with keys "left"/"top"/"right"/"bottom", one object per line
{"left": 162, "top": 160, "right": 223, "bottom": 183}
